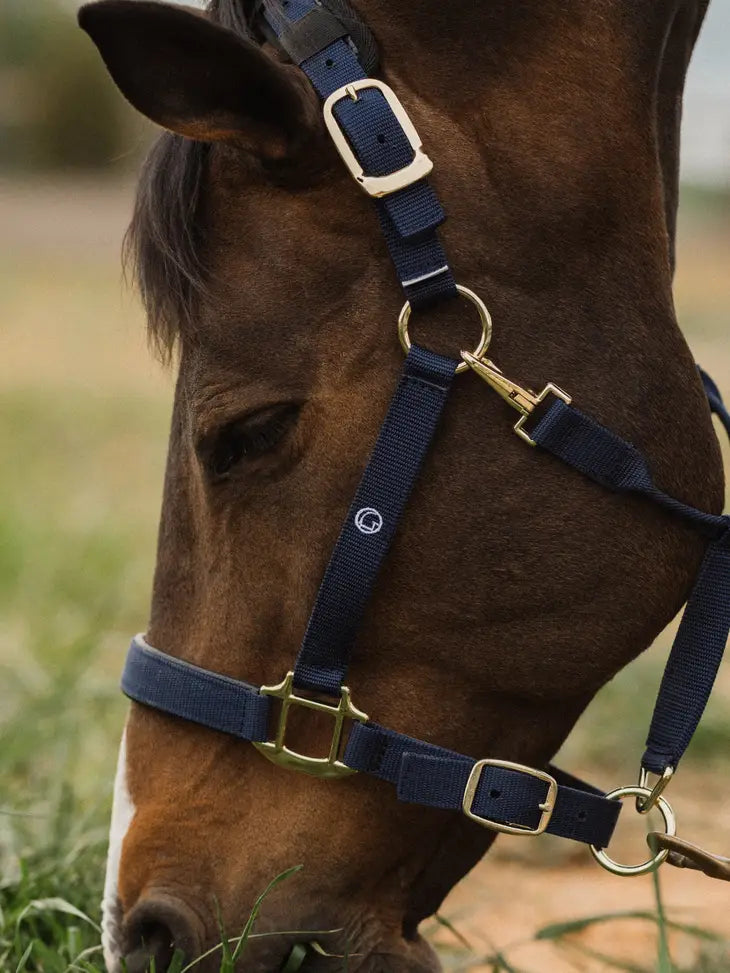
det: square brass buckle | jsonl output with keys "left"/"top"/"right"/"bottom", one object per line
{"left": 252, "top": 672, "right": 368, "bottom": 780}
{"left": 462, "top": 759, "right": 558, "bottom": 836}
{"left": 323, "top": 79, "right": 434, "bottom": 197}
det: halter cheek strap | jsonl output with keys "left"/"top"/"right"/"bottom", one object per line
{"left": 264, "top": 0, "right": 457, "bottom": 309}
{"left": 293, "top": 345, "right": 458, "bottom": 697}
{"left": 121, "top": 0, "right": 730, "bottom": 873}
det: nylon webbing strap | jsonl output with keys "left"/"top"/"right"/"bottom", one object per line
{"left": 530, "top": 399, "right": 728, "bottom": 538}
{"left": 122, "top": 636, "right": 270, "bottom": 742}
{"left": 258, "top": 0, "right": 379, "bottom": 73}
{"left": 273, "top": 7, "right": 348, "bottom": 64}
{"left": 261, "top": 0, "right": 458, "bottom": 308}
{"left": 642, "top": 528, "right": 730, "bottom": 774}
{"left": 293, "top": 346, "right": 458, "bottom": 695}
{"left": 701, "top": 366, "right": 730, "bottom": 440}
{"left": 344, "top": 722, "right": 621, "bottom": 847}
{"left": 529, "top": 388, "right": 730, "bottom": 777}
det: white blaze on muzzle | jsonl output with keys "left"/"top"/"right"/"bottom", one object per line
{"left": 102, "top": 728, "right": 136, "bottom": 972}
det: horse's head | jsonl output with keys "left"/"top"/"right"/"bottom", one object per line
{"left": 80, "top": 1, "right": 721, "bottom": 970}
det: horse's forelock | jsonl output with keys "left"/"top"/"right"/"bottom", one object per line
{"left": 124, "top": 135, "right": 209, "bottom": 361}
{"left": 208, "top": 0, "right": 259, "bottom": 36}
{"left": 124, "top": 0, "right": 255, "bottom": 361}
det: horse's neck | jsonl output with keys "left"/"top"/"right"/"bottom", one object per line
{"left": 654, "top": 2, "right": 709, "bottom": 274}
{"left": 361, "top": 0, "right": 703, "bottom": 276}
{"left": 347, "top": 0, "right": 716, "bottom": 501}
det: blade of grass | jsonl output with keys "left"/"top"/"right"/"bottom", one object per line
{"left": 651, "top": 862, "right": 672, "bottom": 973}
{"left": 14, "top": 943, "right": 33, "bottom": 973}
{"left": 15, "top": 897, "right": 101, "bottom": 934}
{"left": 213, "top": 899, "right": 234, "bottom": 971}
{"left": 536, "top": 910, "right": 661, "bottom": 940}
{"left": 166, "top": 949, "right": 187, "bottom": 973}
{"left": 433, "top": 913, "right": 473, "bottom": 951}
{"left": 230, "top": 866, "right": 303, "bottom": 963}
{"left": 280, "top": 944, "right": 309, "bottom": 972}
{"left": 178, "top": 928, "right": 342, "bottom": 973}
{"left": 181, "top": 867, "right": 304, "bottom": 972}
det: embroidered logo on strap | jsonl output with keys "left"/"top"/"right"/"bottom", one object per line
{"left": 355, "top": 507, "right": 383, "bottom": 535}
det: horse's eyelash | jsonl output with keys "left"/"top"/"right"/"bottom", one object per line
{"left": 205, "top": 403, "right": 301, "bottom": 479}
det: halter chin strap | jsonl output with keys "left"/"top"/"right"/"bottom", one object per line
{"left": 121, "top": 0, "right": 730, "bottom": 873}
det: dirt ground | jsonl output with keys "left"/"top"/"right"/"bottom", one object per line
{"left": 437, "top": 857, "right": 729, "bottom": 971}
{"left": 435, "top": 773, "right": 730, "bottom": 970}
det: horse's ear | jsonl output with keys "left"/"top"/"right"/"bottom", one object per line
{"left": 78, "top": 0, "right": 320, "bottom": 158}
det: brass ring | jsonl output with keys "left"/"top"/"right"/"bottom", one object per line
{"left": 398, "top": 284, "right": 492, "bottom": 374}
{"left": 590, "top": 786, "right": 677, "bottom": 877}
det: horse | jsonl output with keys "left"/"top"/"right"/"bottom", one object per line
{"left": 79, "top": 1, "right": 724, "bottom": 970}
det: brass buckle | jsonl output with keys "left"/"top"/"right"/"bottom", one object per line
{"left": 253, "top": 672, "right": 368, "bottom": 780}
{"left": 460, "top": 351, "right": 571, "bottom": 446}
{"left": 323, "top": 79, "right": 434, "bottom": 197}
{"left": 462, "top": 759, "right": 558, "bottom": 836}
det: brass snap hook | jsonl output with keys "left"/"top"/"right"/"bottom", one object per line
{"left": 647, "top": 832, "right": 730, "bottom": 882}
{"left": 636, "top": 765, "right": 674, "bottom": 814}
{"left": 460, "top": 351, "right": 572, "bottom": 445}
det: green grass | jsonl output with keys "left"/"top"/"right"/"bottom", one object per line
{"left": 1, "top": 182, "right": 730, "bottom": 971}
{"left": 0, "top": 386, "right": 166, "bottom": 971}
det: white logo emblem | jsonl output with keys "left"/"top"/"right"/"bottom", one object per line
{"left": 355, "top": 507, "right": 383, "bottom": 535}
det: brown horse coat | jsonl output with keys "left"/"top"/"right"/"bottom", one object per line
{"left": 80, "top": 1, "right": 723, "bottom": 970}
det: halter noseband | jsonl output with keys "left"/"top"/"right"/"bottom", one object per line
{"left": 122, "top": 0, "right": 730, "bottom": 879}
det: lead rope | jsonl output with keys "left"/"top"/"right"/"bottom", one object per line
{"left": 648, "top": 832, "right": 730, "bottom": 881}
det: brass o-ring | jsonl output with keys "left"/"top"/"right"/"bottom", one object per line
{"left": 590, "top": 786, "right": 677, "bottom": 877}
{"left": 398, "top": 284, "right": 492, "bottom": 374}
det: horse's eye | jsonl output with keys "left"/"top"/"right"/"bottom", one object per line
{"left": 201, "top": 403, "right": 301, "bottom": 480}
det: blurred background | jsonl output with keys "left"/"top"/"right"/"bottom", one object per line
{"left": 0, "top": 1, "right": 728, "bottom": 971}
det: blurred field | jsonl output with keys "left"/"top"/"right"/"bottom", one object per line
{"left": 0, "top": 176, "right": 729, "bottom": 972}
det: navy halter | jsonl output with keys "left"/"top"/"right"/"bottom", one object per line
{"left": 122, "top": 0, "right": 730, "bottom": 873}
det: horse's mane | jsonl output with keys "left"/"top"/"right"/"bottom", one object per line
{"left": 124, "top": 0, "right": 257, "bottom": 359}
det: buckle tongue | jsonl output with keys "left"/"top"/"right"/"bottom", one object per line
{"left": 462, "top": 759, "right": 558, "bottom": 836}
{"left": 253, "top": 672, "right": 368, "bottom": 779}
{"left": 323, "top": 79, "right": 434, "bottom": 197}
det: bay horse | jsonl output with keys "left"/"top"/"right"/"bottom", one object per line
{"left": 79, "top": 1, "right": 725, "bottom": 970}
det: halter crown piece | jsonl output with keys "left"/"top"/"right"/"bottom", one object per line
{"left": 122, "top": 0, "right": 730, "bottom": 878}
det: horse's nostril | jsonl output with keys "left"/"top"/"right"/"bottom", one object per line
{"left": 123, "top": 896, "right": 202, "bottom": 973}
{"left": 124, "top": 921, "right": 174, "bottom": 973}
